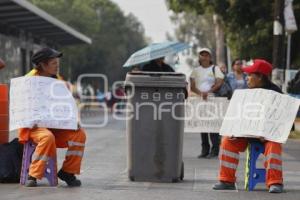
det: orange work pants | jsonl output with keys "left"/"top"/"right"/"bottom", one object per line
{"left": 28, "top": 128, "right": 86, "bottom": 179}
{"left": 218, "top": 137, "right": 283, "bottom": 187}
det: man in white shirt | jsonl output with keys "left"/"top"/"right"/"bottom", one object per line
{"left": 190, "top": 48, "right": 224, "bottom": 158}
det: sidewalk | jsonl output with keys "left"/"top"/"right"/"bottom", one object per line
{"left": 2, "top": 112, "right": 300, "bottom": 200}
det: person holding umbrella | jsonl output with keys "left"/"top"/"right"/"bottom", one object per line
{"left": 123, "top": 41, "right": 190, "bottom": 69}
{"left": 142, "top": 57, "right": 175, "bottom": 72}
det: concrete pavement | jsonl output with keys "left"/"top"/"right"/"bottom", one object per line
{"left": 1, "top": 110, "right": 300, "bottom": 200}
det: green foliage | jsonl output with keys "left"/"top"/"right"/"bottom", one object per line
{"left": 166, "top": 0, "right": 285, "bottom": 63}
{"left": 170, "top": 12, "right": 216, "bottom": 53}
{"left": 290, "top": 3, "right": 300, "bottom": 69}
{"left": 30, "top": 0, "right": 146, "bottom": 84}
{"left": 168, "top": 12, "right": 217, "bottom": 67}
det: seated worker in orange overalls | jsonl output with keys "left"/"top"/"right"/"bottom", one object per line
{"left": 19, "top": 47, "right": 86, "bottom": 187}
{"left": 213, "top": 59, "right": 284, "bottom": 193}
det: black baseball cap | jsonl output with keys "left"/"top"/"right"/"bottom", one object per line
{"left": 31, "top": 47, "right": 63, "bottom": 65}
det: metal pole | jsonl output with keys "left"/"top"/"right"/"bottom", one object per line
{"left": 272, "top": 0, "right": 285, "bottom": 86}
{"left": 286, "top": 34, "right": 291, "bottom": 70}
{"left": 226, "top": 45, "right": 232, "bottom": 72}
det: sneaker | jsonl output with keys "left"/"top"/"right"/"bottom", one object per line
{"left": 25, "top": 176, "right": 37, "bottom": 187}
{"left": 58, "top": 170, "right": 81, "bottom": 187}
{"left": 212, "top": 181, "right": 236, "bottom": 190}
{"left": 269, "top": 184, "right": 283, "bottom": 193}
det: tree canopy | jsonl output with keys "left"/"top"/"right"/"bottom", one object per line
{"left": 167, "top": 0, "right": 300, "bottom": 68}
{"left": 30, "top": 0, "right": 146, "bottom": 84}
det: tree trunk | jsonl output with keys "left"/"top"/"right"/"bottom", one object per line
{"left": 213, "top": 14, "right": 226, "bottom": 66}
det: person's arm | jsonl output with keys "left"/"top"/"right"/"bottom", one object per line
{"left": 210, "top": 78, "right": 224, "bottom": 93}
{"left": 190, "top": 78, "right": 202, "bottom": 96}
{"left": 167, "top": 65, "right": 175, "bottom": 72}
{"left": 190, "top": 69, "right": 209, "bottom": 100}
{"left": 210, "top": 66, "right": 225, "bottom": 92}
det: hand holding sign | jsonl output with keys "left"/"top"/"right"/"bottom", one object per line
{"left": 220, "top": 89, "right": 300, "bottom": 143}
{"left": 9, "top": 76, "right": 78, "bottom": 131}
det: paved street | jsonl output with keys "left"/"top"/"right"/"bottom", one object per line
{"left": 1, "top": 110, "right": 300, "bottom": 200}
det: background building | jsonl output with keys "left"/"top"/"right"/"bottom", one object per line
{"left": 0, "top": 0, "right": 91, "bottom": 83}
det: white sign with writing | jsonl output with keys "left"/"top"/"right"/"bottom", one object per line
{"left": 184, "top": 97, "right": 229, "bottom": 133}
{"left": 220, "top": 89, "right": 300, "bottom": 143}
{"left": 9, "top": 76, "right": 78, "bottom": 131}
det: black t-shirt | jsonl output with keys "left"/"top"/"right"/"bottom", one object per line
{"left": 287, "top": 70, "right": 300, "bottom": 94}
{"left": 142, "top": 61, "right": 174, "bottom": 72}
{"left": 261, "top": 81, "right": 283, "bottom": 94}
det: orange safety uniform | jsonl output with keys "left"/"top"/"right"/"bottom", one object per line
{"left": 218, "top": 137, "right": 283, "bottom": 187}
{"left": 18, "top": 69, "right": 86, "bottom": 179}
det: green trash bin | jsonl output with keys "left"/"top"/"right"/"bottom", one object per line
{"left": 125, "top": 72, "right": 187, "bottom": 182}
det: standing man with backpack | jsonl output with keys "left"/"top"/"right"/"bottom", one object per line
{"left": 190, "top": 48, "right": 224, "bottom": 158}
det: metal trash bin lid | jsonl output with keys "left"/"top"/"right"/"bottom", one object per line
{"left": 125, "top": 72, "right": 187, "bottom": 88}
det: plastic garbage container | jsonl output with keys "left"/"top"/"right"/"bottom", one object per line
{"left": 125, "top": 72, "right": 187, "bottom": 182}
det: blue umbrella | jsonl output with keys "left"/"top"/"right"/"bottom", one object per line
{"left": 123, "top": 41, "right": 190, "bottom": 67}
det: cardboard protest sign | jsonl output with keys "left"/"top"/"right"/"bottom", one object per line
{"left": 10, "top": 76, "right": 78, "bottom": 130}
{"left": 220, "top": 89, "right": 300, "bottom": 143}
{"left": 185, "top": 97, "right": 229, "bottom": 133}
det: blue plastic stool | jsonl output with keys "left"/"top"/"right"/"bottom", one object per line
{"left": 244, "top": 141, "right": 266, "bottom": 191}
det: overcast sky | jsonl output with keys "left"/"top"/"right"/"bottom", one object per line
{"left": 110, "top": 0, "right": 175, "bottom": 42}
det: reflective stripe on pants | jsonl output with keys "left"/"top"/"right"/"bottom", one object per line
{"left": 27, "top": 127, "right": 86, "bottom": 179}
{"left": 218, "top": 137, "right": 283, "bottom": 187}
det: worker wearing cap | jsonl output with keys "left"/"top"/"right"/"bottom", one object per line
{"left": 213, "top": 59, "right": 284, "bottom": 193}
{"left": 190, "top": 48, "right": 224, "bottom": 159}
{"left": 18, "top": 47, "right": 86, "bottom": 187}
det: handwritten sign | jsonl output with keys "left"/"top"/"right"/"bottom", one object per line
{"left": 9, "top": 76, "right": 78, "bottom": 130}
{"left": 184, "top": 97, "right": 229, "bottom": 133}
{"left": 220, "top": 89, "right": 300, "bottom": 143}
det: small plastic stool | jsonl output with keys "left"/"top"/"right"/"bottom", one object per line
{"left": 244, "top": 141, "right": 266, "bottom": 191}
{"left": 20, "top": 141, "right": 58, "bottom": 186}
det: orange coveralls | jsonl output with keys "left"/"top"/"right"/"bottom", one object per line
{"left": 218, "top": 137, "right": 283, "bottom": 187}
{"left": 18, "top": 69, "right": 86, "bottom": 179}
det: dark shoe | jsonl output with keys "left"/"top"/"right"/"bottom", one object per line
{"left": 206, "top": 152, "right": 219, "bottom": 159}
{"left": 213, "top": 181, "right": 236, "bottom": 190}
{"left": 269, "top": 184, "right": 283, "bottom": 193}
{"left": 197, "top": 152, "right": 209, "bottom": 158}
{"left": 197, "top": 147, "right": 210, "bottom": 158}
{"left": 25, "top": 176, "right": 37, "bottom": 187}
{"left": 58, "top": 170, "right": 81, "bottom": 187}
